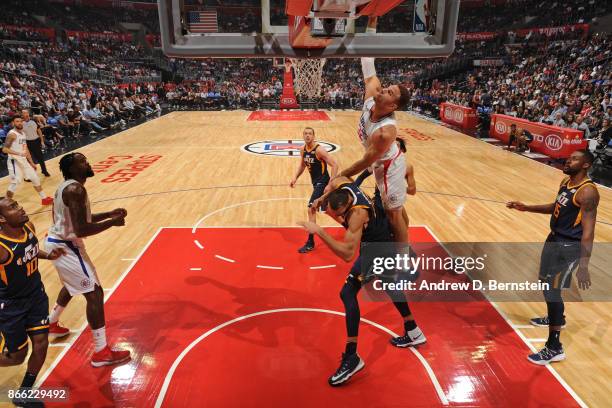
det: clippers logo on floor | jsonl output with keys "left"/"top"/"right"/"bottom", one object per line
{"left": 242, "top": 140, "right": 339, "bottom": 157}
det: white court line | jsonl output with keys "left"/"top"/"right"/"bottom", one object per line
{"left": 309, "top": 265, "right": 336, "bottom": 270}
{"left": 194, "top": 240, "right": 204, "bottom": 250}
{"left": 214, "top": 255, "right": 235, "bottom": 263}
{"left": 35, "top": 227, "right": 163, "bottom": 388}
{"left": 48, "top": 343, "right": 71, "bottom": 348}
{"left": 511, "top": 324, "right": 537, "bottom": 329}
{"left": 421, "top": 225, "right": 587, "bottom": 408}
{"left": 189, "top": 267, "right": 202, "bottom": 271}
{"left": 256, "top": 265, "right": 284, "bottom": 270}
{"left": 191, "top": 197, "right": 308, "bottom": 233}
{"left": 153, "top": 308, "right": 448, "bottom": 407}
{"left": 526, "top": 338, "right": 547, "bottom": 342}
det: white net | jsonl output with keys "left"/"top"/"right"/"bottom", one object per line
{"left": 290, "top": 58, "right": 326, "bottom": 99}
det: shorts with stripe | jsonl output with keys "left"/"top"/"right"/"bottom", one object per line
{"left": 0, "top": 287, "right": 49, "bottom": 354}
{"left": 371, "top": 150, "right": 407, "bottom": 210}
{"left": 7, "top": 156, "right": 40, "bottom": 186}
{"left": 45, "top": 237, "right": 100, "bottom": 296}
{"left": 539, "top": 233, "right": 580, "bottom": 301}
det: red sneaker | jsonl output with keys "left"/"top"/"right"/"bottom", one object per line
{"left": 48, "top": 322, "right": 70, "bottom": 339}
{"left": 91, "top": 346, "right": 131, "bottom": 367}
{"left": 41, "top": 197, "right": 54, "bottom": 206}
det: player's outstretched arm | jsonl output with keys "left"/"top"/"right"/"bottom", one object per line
{"left": 506, "top": 201, "right": 555, "bottom": 214}
{"left": 362, "top": 17, "right": 380, "bottom": 101}
{"left": 339, "top": 127, "right": 394, "bottom": 178}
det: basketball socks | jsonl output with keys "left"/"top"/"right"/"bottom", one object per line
{"left": 20, "top": 372, "right": 36, "bottom": 388}
{"left": 546, "top": 330, "right": 561, "bottom": 350}
{"left": 49, "top": 303, "right": 65, "bottom": 324}
{"left": 345, "top": 341, "right": 357, "bottom": 356}
{"left": 38, "top": 191, "right": 46, "bottom": 199}
{"left": 404, "top": 319, "right": 417, "bottom": 332}
{"left": 307, "top": 234, "right": 314, "bottom": 245}
{"left": 92, "top": 327, "right": 107, "bottom": 353}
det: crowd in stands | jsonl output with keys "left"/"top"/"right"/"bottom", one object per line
{"left": 411, "top": 32, "right": 611, "bottom": 147}
{"left": 0, "top": 0, "right": 610, "bottom": 157}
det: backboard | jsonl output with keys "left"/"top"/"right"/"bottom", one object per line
{"left": 158, "top": 0, "right": 459, "bottom": 59}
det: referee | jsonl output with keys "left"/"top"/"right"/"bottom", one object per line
{"left": 22, "top": 109, "right": 50, "bottom": 177}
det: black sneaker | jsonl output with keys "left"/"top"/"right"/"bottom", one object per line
{"left": 390, "top": 327, "right": 427, "bottom": 347}
{"left": 328, "top": 353, "right": 364, "bottom": 387}
{"left": 298, "top": 242, "right": 314, "bottom": 253}
{"left": 530, "top": 316, "right": 566, "bottom": 328}
{"left": 527, "top": 345, "right": 565, "bottom": 365}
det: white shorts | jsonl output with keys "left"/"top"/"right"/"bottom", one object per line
{"left": 7, "top": 156, "right": 40, "bottom": 186}
{"left": 45, "top": 237, "right": 100, "bottom": 296}
{"left": 372, "top": 150, "right": 407, "bottom": 210}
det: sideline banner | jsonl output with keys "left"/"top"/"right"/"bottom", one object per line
{"left": 490, "top": 114, "right": 587, "bottom": 159}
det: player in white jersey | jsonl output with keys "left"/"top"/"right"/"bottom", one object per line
{"left": 44, "top": 152, "right": 131, "bottom": 367}
{"left": 335, "top": 17, "right": 411, "bottom": 243}
{"left": 2, "top": 116, "right": 53, "bottom": 206}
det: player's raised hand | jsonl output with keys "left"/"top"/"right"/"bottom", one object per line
{"left": 297, "top": 221, "right": 321, "bottom": 235}
{"left": 506, "top": 201, "right": 527, "bottom": 211}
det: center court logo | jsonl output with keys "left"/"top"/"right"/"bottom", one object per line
{"left": 242, "top": 140, "right": 340, "bottom": 157}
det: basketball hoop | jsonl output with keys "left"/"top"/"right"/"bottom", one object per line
{"left": 289, "top": 58, "right": 326, "bottom": 99}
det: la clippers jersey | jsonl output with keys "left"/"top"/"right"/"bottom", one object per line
{"left": 6, "top": 129, "right": 27, "bottom": 159}
{"left": 0, "top": 224, "right": 42, "bottom": 299}
{"left": 358, "top": 97, "right": 400, "bottom": 162}
{"left": 550, "top": 178, "right": 597, "bottom": 240}
{"left": 48, "top": 179, "right": 91, "bottom": 246}
{"left": 302, "top": 144, "right": 329, "bottom": 185}
{"left": 339, "top": 182, "right": 392, "bottom": 243}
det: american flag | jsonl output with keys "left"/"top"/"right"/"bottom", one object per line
{"left": 187, "top": 11, "right": 218, "bottom": 33}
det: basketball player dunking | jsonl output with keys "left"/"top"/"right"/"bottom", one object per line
{"left": 44, "top": 153, "right": 130, "bottom": 367}
{"left": 300, "top": 176, "right": 426, "bottom": 386}
{"left": 334, "top": 17, "right": 411, "bottom": 243}
{"left": 290, "top": 127, "right": 338, "bottom": 253}
{"left": 507, "top": 149, "right": 599, "bottom": 364}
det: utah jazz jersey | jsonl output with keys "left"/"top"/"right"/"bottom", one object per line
{"left": 338, "top": 183, "right": 392, "bottom": 243}
{"left": 302, "top": 144, "right": 329, "bottom": 185}
{"left": 550, "top": 178, "right": 596, "bottom": 240}
{"left": 0, "top": 224, "right": 42, "bottom": 299}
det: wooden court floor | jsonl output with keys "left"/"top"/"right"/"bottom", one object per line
{"left": 0, "top": 110, "right": 610, "bottom": 407}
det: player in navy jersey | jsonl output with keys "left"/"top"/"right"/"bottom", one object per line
{"left": 300, "top": 176, "right": 425, "bottom": 386}
{"left": 507, "top": 149, "right": 599, "bottom": 365}
{"left": 0, "top": 197, "right": 65, "bottom": 406}
{"left": 290, "top": 127, "right": 338, "bottom": 253}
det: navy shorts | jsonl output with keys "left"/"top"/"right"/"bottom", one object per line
{"left": 308, "top": 181, "right": 328, "bottom": 209}
{"left": 0, "top": 287, "right": 49, "bottom": 354}
{"left": 538, "top": 233, "right": 580, "bottom": 291}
